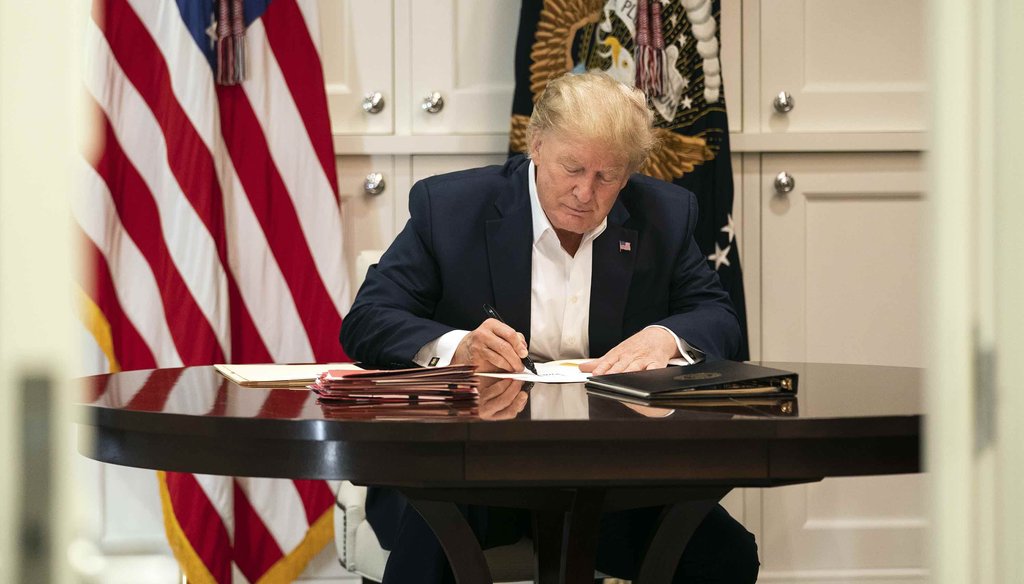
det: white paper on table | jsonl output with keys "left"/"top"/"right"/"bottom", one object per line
{"left": 477, "top": 359, "right": 592, "bottom": 383}
{"left": 477, "top": 357, "right": 693, "bottom": 384}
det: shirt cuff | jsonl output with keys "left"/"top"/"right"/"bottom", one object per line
{"left": 413, "top": 329, "right": 470, "bottom": 367}
{"left": 644, "top": 325, "right": 705, "bottom": 365}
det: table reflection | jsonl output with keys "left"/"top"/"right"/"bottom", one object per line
{"left": 81, "top": 362, "right": 921, "bottom": 423}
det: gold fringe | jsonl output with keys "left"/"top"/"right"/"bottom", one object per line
{"left": 157, "top": 471, "right": 217, "bottom": 584}
{"left": 159, "top": 472, "right": 336, "bottom": 583}
{"left": 509, "top": 114, "right": 531, "bottom": 154}
{"left": 528, "top": 0, "right": 604, "bottom": 100}
{"left": 639, "top": 129, "right": 715, "bottom": 182}
{"left": 257, "top": 507, "right": 335, "bottom": 584}
{"left": 74, "top": 284, "right": 121, "bottom": 373}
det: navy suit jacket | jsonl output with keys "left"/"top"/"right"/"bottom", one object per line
{"left": 340, "top": 155, "right": 741, "bottom": 366}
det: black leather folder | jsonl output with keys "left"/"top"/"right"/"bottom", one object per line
{"left": 585, "top": 360, "right": 798, "bottom": 400}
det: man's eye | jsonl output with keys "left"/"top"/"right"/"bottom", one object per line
{"left": 564, "top": 167, "right": 582, "bottom": 175}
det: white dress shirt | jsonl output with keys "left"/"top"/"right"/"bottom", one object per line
{"left": 414, "top": 161, "right": 698, "bottom": 367}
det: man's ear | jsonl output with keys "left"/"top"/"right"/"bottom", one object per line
{"left": 529, "top": 135, "right": 542, "bottom": 161}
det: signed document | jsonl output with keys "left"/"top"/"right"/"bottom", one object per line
{"left": 479, "top": 358, "right": 692, "bottom": 384}
{"left": 478, "top": 359, "right": 592, "bottom": 383}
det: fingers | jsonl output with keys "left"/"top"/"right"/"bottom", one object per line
{"left": 477, "top": 319, "right": 526, "bottom": 371}
{"left": 458, "top": 319, "right": 529, "bottom": 372}
{"left": 478, "top": 344, "right": 522, "bottom": 372}
{"left": 587, "top": 352, "right": 666, "bottom": 375}
{"left": 589, "top": 355, "right": 618, "bottom": 376}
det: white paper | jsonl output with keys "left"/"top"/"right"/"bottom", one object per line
{"left": 477, "top": 357, "right": 693, "bottom": 384}
{"left": 477, "top": 359, "right": 592, "bottom": 383}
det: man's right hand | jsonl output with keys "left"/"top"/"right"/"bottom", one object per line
{"left": 452, "top": 318, "right": 528, "bottom": 372}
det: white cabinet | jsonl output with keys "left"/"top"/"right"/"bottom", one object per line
{"left": 319, "top": 1, "right": 394, "bottom": 135}
{"left": 319, "top": 0, "right": 520, "bottom": 137}
{"left": 760, "top": 153, "right": 925, "bottom": 367}
{"left": 755, "top": 152, "right": 926, "bottom": 582}
{"left": 758, "top": 0, "right": 928, "bottom": 133}
{"left": 337, "top": 155, "right": 400, "bottom": 301}
{"left": 409, "top": 0, "right": 521, "bottom": 134}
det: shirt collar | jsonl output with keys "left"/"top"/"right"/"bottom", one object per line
{"left": 528, "top": 160, "right": 607, "bottom": 247}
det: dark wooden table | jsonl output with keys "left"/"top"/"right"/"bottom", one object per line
{"left": 78, "top": 362, "right": 921, "bottom": 584}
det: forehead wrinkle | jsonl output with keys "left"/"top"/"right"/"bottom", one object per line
{"left": 556, "top": 152, "right": 626, "bottom": 175}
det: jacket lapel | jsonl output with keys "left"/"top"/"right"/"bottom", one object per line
{"left": 589, "top": 200, "right": 637, "bottom": 357}
{"left": 485, "top": 161, "right": 533, "bottom": 341}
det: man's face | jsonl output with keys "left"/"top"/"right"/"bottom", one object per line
{"left": 531, "top": 131, "right": 630, "bottom": 236}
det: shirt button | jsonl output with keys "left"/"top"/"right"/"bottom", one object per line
{"left": 566, "top": 337, "right": 576, "bottom": 344}
{"left": 570, "top": 295, "right": 578, "bottom": 304}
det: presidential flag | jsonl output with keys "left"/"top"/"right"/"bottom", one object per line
{"left": 76, "top": 0, "right": 348, "bottom": 581}
{"left": 510, "top": 0, "right": 749, "bottom": 359}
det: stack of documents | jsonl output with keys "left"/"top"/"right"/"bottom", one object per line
{"left": 310, "top": 365, "right": 478, "bottom": 405}
{"left": 315, "top": 400, "right": 480, "bottom": 420}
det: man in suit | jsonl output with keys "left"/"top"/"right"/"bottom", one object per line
{"left": 340, "top": 72, "right": 757, "bottom": 583}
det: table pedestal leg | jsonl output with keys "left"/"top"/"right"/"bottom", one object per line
{"left": 633, "top": 491, "right": 728, "bottom": 584}
{"left": 559, "top": 488, "right": 606, "bottom": 584}
{"left": 532, "top": 508, "right": 564, "bottom": 584}
{"left": 404, "top": 497, "right": 493, "bottom": 584}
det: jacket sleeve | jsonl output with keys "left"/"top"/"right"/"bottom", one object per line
{"left": 339, "top": 180, "right": 456, "bottom": 366}
{"left": 652, "top": 191, "right": 742, "bottom": 360}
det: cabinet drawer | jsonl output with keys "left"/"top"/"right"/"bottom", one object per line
{"left": 760, "top": 0, "right": 927, "bottom": 133}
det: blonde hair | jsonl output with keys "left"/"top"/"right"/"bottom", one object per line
{"left": 527, "top": 71, "right": 656, "bottom": 172}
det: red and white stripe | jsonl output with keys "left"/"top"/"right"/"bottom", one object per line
{"left": 79, "top": 0, "right": 347, "bottom": 580}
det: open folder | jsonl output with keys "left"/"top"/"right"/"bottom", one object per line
{"left": 585, "top": 360, "right": 798, "bottom": 400}
{"left": 214, "top": 363, "right": 359, "bottom": 387}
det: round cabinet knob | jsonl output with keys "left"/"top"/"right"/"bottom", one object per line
{"left": 364, "top": 172, "right": 386, "bottom": 195}
{"left": 774, "top": 171, "right": 795, "bottom": 195}
{"left": 772, "top": 91, "right": 795, "bottom": 114}
{"left": 362, "top": 91, "right": 385, "bottom": 114}
{"left": 421, "top": 92, "right": 445, "bottom": 114}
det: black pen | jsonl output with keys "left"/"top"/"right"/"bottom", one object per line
{"left": 482, "top": 304, "right": 538, "bottom": 375}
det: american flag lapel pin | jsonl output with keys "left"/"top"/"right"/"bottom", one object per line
{"left": 619, "top": 240, "right": 631, "bottom": 252}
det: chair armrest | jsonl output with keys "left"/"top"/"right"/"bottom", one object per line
{"left": 334, "top": 481, "right": 368, "bottom": 571}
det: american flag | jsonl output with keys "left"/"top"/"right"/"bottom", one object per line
{"left": 76, "top": 0, "right": 349, "bottom": 581}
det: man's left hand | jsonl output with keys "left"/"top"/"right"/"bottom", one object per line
{"left": 579, "top": 327, "right": 679, "bottom": 375}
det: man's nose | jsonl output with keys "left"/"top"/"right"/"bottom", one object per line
{"left": 573, "top": 176, "right": 597, "bottom": 202}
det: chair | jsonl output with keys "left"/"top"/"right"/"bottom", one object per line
{"left": 333, "top": 481, "right": 537, "bottom": 583}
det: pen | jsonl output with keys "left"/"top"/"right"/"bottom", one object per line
{"left": 482, "top": 303, "right": 538, "bottom": 375}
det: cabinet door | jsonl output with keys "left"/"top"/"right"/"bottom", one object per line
{"left": 761, "top": 153, "right": 924, "bottom": 367}
{"left": 760, "top": 0, "right": 927, "bottom": 133}
{"left": 759, "top": 153, "right": 926, "bottom": 581}
{"left": 338, "top": 156, "right": 398, "bottom": 302}
{"left": 318, "top": 0, "right": 394, "bottom": 135}
{"left": 409, "top": 0, "right": 520, "bottom": 134}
